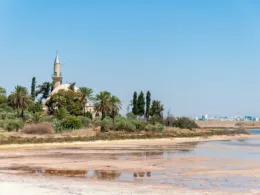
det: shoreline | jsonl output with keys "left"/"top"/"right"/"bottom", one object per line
{"left": 0, "top": 133, "right": 258, "bottom": 150}
{"left": 0, "top": 173, "right": 248, "bottom": 195}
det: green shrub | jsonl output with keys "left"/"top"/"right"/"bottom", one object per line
{"left": 144, "top": 123, "right": 163, "bottom": 132}
{"left": 54, "top": 108, "right": 69, "bottom": 120}
{"left": 149, "top": 115, "right": 163, "bottom": 125}
{"left": 0, "top": 120, "right": 5, "bottom": 128}
{"left": 51, "top": 119, "right": 63, "bottom": 133}
{"left": 131, "top": 120, "right": 146, "bottom": 130}
{"left": 4, "top": 119, "right": 24, "bottom": 132}
{"left": 126, "top": 112, "right": 137, "bottom": 120}
{"left": 115, "top": 119, "right": 126, "bottom": 130}
{"left": 125, "top": 121, "right": 136, "bottom": 132}
{"left": 26, "top": 112, "right": 44, "bottom": 124}
{"left": 0, "top": 112, "right": 16, "bottom": 120}
{"left": 0, "top": 106, "right": 13, "bottom": 113}
{"left": 93, "top": 117, "right": 113, "bottom": 132}
{"left": 174, "top": 117, "right": 199, "bottom": 130}
{"left": 155, "top": 123, "right": 164, "bottom": 132}
{"left": 114, "top": 118, "right": 136, "bottom": 132}
{"left": 28, "top": 102, "right": 43, "bottom": 113}
{"left": 22, "top": 111, "right": 33, "bottom": 122}
{"left": 78, "top": 116, "right": 91, "bottom": 128}
{"left": 145, "top": 124, "right": 155, "bottom": 131}
{"left": 62, "top": 116, "right": 82, "bottom": 130}
{"left": 40, "top": 115, "right": 55, "bottom": 123}
{"left": 85, "top": 111, "right": 93, "bottom": 120}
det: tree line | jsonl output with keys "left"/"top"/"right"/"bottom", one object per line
{"left": 0, "top": 77, "right": 199, "bottom": 133}
{"left": 131, "top": 91, "right": 164, "bottom": 123}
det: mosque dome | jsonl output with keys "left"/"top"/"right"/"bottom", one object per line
{"left": 50, "top": 84, "right": 79, "bottom": 96}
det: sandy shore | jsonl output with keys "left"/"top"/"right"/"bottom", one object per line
{"left": 0, "top": 133, "right": 258, "bottom": 150}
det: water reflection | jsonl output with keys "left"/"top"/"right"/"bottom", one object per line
{"left": 133, "top": 171, "right": 151, "bottom": 178}
{"left": 94, "top": 170, "right": 121, "bottom": 180}
{"left": 43, "top": 169, "right": 87, "bottom": 176}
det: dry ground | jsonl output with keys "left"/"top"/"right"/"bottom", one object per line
{"left": 196, "top": 120, "right": 260, "bottom": 129}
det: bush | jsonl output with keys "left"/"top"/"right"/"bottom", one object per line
{"left": 93, "top": 117, "right": 113, "bottom": 132}
{"left": 51, "top": 119, "right": 63, "bottom": 133}
{"left": 40, "top": 115, "right": 55, "bottom": 123}
{"left": 145, "top": 124, "right": 156, "bottom": 131}
{"left": 54, "top": 108, "right": 69, "bottom": 120}
{"left": 155, "top": 123, "right": 164, "bottom": 132}
{"left": 21, "top": 123, "right": 54, "bottom": 135}
{"left": 126, "top": 112, "right": 137, "bottom": 120}
{"left": 85, "top": 111, "right": 93, "bottom": 120}
{"left": 4, "top": 119, "right": 24, "bottom": 132}
{"left": 114, "top": 119, "right": 126, "bottom": 130}
{"left": 78, "top": 116, "right": 91, "bottom": 128}
{"left": 26, "top": 112, "right": 43, "bottom": 124}
{"left": 125, "top": 121, "right": 136, "bottom": 132}
{"left": 62, "top": 116, "right": 82, "bottom": 130}
{"left": 144, "top": 123, "right": 164, "bottom": 132}
{"left": 149, "top": 115, "right": 163, "bottom": 125}
{"left": 28, "top": 102, "right": 43, "bottom": 113}
{"left": 114, "top": 117, "right": 136, "bottom": 132}
{"left": 131, "top": 120, "right": 146, "bottom": 130}
{"left": 173, "top": 117, "right": 199, "bottom": 130}
{"left": 0, "top": 120, "right": 5, "bottom": 128}
{"left": 0, "top": 106, "right": 13, "bottom": 113}
{"left": 0, "top": 112, "right": 16, "bottom": 120}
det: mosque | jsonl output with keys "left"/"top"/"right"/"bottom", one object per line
{"left": 43, "top": 54, "right": 96, "bottom": 116}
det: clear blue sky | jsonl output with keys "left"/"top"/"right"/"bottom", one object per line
{"left": 1, "top": 0, "right": 260, "bottom": 117}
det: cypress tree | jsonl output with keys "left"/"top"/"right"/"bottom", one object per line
{"left": 137, "top": 91, "right": 145, "bottom": 117}
{"left": 31, "top": 77, "right": 36, "bottom": 101}
{"left": 132, "top": 91, "right": 138, "bottom": 115}
{"left": 145, "top": 91, "right": 151, "bottom": 120}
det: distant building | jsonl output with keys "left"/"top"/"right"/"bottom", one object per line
{"left": 244, "top": 116, "right": 253, "bottom": 121}
{"left": 201, "top": 114, "right": 208, "bottom": 121}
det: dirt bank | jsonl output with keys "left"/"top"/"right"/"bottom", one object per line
{"left": 0, "top": 134, "right": 257, "bottom": 150}
{"left": 197, "top": 121, "right": 260, "bottom": 129}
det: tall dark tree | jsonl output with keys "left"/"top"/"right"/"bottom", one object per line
{"left": 145, "top": 91, "right": 151, "bottom": 120}
{"left": 132, "top": 91, "right": 138, "bottom": 115}
{"left": 137, "top": 91, "right": 145, "bottom": 117}
{"left": 36, "top": 82, "right": 53, "bottom": 102}
{"left": 31, "top": 77, "right": 36, "bottom": 101}
{"left": 150, "top": 100, "right": 164, "bottom": 117}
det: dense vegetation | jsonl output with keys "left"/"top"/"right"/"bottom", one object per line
{"left": 0, "top": 78, "right": 199, "bottom": 136}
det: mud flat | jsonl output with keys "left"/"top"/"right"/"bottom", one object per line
{"left": 0, "top": 173, "right": 257, "bottom": 195}
{"left": 0, "top": 134, "right": 260, "bottom": 194}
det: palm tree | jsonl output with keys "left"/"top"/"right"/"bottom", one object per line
{"left": 36, "top": 82, "right": 53, "bottom": 102}
{"left": 111, "top": 95, "right": 122, "bottom": 125}
{"left": 93, "top": 91, "right": 112, "bottom": 120}
{"left": 79, "top": 87, "right": 93, "bottom": 117}
{"left": 9, "top": 86, "right": 31, "bottom": 118}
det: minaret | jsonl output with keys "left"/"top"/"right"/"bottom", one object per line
{"left": 52, "top": 54, "right": 62, "bottom": 90}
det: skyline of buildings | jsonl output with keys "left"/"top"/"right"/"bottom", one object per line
{"left": 194, "top": 114, "right": 260, "bottom": 122}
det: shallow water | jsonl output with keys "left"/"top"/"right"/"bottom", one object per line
{"left": 2, "top": 131, "right": 260, "bottom": 191}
